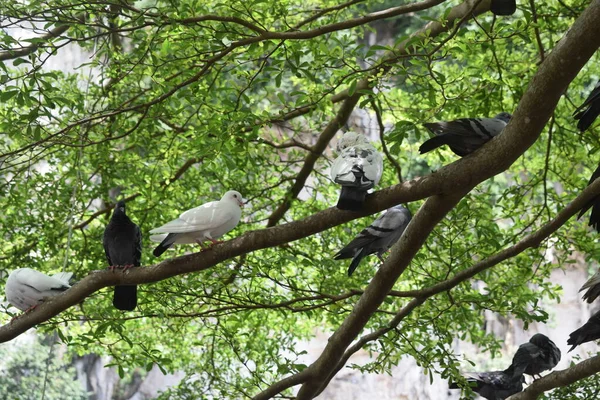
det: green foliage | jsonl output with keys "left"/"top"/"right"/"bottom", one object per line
{"left": 0, "top": 0, "right": 598, "bottom": 397}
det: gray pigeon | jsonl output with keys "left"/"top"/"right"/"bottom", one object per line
{"left": 449, "top": 368, "right": 524, "bottom": 400}
{"left": 568, "top": 310, "right": 600, "bottom": 351}
{"left": 577, "top": 163, "right": 600, "bottom": 232}
{"left": 103, "top": 201, "right": 142, "bottom": 311}
{"left": 330, "top": 131, "right": 383, "bottom": 211}
{"left": 5, "top": 268, "right": 73, "bottom": 311}
{"left": 491, "top": 0, "right": 516, "bottom": 16}
{"left": 580, "top": 269, "right": 600, "bottom": 303}
{"left": 419, "top": 112, "right": 512, "bottom": 157}
{"left": 510, "top": 333, "right": 561, "bottom": 379}
{"left": 574, "top": 82, "right": 600, "bottom": 132}
{"left": 334, "top": 205, "right": 411, "bottom": 276}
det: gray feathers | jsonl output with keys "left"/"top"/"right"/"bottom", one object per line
{"left": 510, "top": 333, "right": 561, "bottom": 378}
{"left": 334, "top": 205, "right": 411, "bottom": 276}
{"left": 449, "top": 370, "right": 524, "bottom": 400}
{"left": 103, "top": 201, "right": 142, "bottom": 311}
{"left": 568, "top": 310, "right": 600, "bottom": 352}
{"left": 419, "top": 113, "right": 511, "bottom": 157}
{"left": 5, "top": 268, "right": 73, "bottom": 311}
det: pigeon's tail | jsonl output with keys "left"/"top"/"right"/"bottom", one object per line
{"left": 337, "top": 187, "right": 366, "bottom": 211}
{"left": 567, "top": 320, "right": 600, "bottom": 352}
{"left": 490, "top": 0, "right": 516, "bottom": 16}
{"left": 113, "top": 285, "right": 137, "bottom": 311}
{"left": 574, "top": 104, "right": 600, "bottom": 132}
{"left": 347, "top": 248, "right": 366, "bottom": 277}
{"left": 51, "top": 272, "right": 74, "bottom": 285}
{"left": 581, "top": 274, "right": 600, "bottom": 303}
{"left": 418, "top": 132, "right": 451, "bottom": 154}
{"left": 153, "top": 233, "right": 178, "bottom": 257}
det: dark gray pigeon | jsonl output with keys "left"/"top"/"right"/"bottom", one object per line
{"left": 580, "top": 270, "right": 600, "bottom": 303}
{"left": 574, "top": 82, "right": 600, "bottom": 132}
{"left": 330, "top": 131, "right": 383, "bottom": 211}
{"left": 510, "top": 333, "right": 561, "bottom": 379}
{"left": 419, "top": 112, "right": 512, "bottom": 157}
{"left": 577, "top": 163, "right": 600, "bottom": 232}
{"left": 334, "top": 205, "right": 411, "bottom": 276}
{"left": 491, "top": 0, "right": 516, "bottom": 16}
{"left": 449, "top": 368, "right": 524, "bottom": 400}
{"left": 103, "top": 201, "right": 142, "bottom": 311}
{"left": 568, "top": 310, "right": 600, "bottom": 351}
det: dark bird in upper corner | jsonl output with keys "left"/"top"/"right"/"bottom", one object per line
{"left": 419, "top": 113, "right": 512, "bottom": 157}
{"left": 449, "top": 368, "right": 525, "bottom": 400}
{"left": 510, "top": 333, "right": 561, "bottom": 379}
{"left": 574, "top": 82, "right": 600, "bottom": 132}
{"left": 580, "top": 269, "right": 600, "bottom": 303}
{"left": 103, "top": 200, "right": 142, "bottom": 311}
{"left": 334, "top": 205, "right": 411, "bottom": 276}
{"left": 577, "top": 163, "right": 600, "bottom": 232}
{"left": 490, "top": 0, "right": 517, "bottom": 16}
{"left": 568, "top": 310, "right": 600, "bottom": 352}
{"left": 330, "top": 131, "right": 383, "bottom": 211}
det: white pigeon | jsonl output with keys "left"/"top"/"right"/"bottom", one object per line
{"left": 5, "top": 268, "right": 73, "bottom": 312}
{"left": 330, "top": 131, "right": 383, "bottom": 211}
{"left": 419, "top": 112, "right": 512, "bottom": 157}
{"left": 150, "top": 190, "right": 244, "bottom": 257}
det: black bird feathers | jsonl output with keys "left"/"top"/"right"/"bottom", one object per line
{"left": 449, "top": 368, "right": 524, "bottom": 400}
{"left": 568, "top": 310, "right": 600, "bottom": 352}
{"left": 490, "top": 0, "right": 517, "bottom": 16}
{"left": 577, "top": 163, "right": 600, "bottom": 232}
{"left": 103, "top": 201, "right": 142, "bottom": 311}
{"left": 574, "top": 82, "right": 600, "bottom": 132}
{"left": 510, "top": 333, "right": 561, "bottom": 378}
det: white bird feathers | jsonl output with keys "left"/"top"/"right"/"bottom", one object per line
{"left": 330, "top": 131, "right": 383, "bottom": 211}
{"left": 150, "top": 190, "right": 244, "bottom": 257}
{"left": 5, "top": 268, "right": 73, "bottom": 311}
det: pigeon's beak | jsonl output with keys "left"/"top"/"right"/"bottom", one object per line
{"left": 239, "top": 199, "right": 245, "bottom": 208}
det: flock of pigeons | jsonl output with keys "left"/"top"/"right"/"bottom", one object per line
{"left": 2, "top": 1, "right": 600, "bottom": 398}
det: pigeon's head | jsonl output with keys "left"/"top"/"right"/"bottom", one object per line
{"left": 114, "top": 200, "right": 127, "bottom": 215}
{"left": 222, "top": 190, "right": 245, "bottom": 208}
{"left": 336, "top": 131, "right": 369, "bottom": 152}
{"left": 494, "top": 112, "right": 512, "bottom": 123}
{"left": 529, "top": 333, "right": 556, "bottom": 349}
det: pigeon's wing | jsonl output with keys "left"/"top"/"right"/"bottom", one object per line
{"left": 134, "top": 224, "right": 142, "bottom": 266}
{"left": 150, "top": 202, "right": 233, "bottom": 234}
{"left": 574, "top": 83, "right": 600, "bottom": 131}
{"left": 510, "top": 342, "right": 540, "bottom": 376}
{"left": 103, "top": 225, "right": 113, "bottom": 265}
{"left": 580, "top": 270, "right": 600, "bottom": 303}
{"left": 331, "top": 145, "right": 382, "bottom": 189}
{"left": 360, "top": 145, "right": 383, "bottom": 185}
{"left": 578, "top": 164, "right": 600, "bottom": 230}
{"left": 330, "top": 153, "right": 354, "bottom": 181}
{"left": 574, "top": 83, "right": 600, "bottom": 115}
{"left": 568, "top": 311, "right": 600, "bottom": 351}
{"left": 374, "top": 206, "right": 412, "bottom": 253}
{"left": 17, "top": 269, "right": 71, "bottom": 292}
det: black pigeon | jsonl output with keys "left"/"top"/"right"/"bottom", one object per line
{"left": 449, "top": 368, "right": 524, "bottom": 400}
{"left": 574, "top": 82, "right": 600, "bottom": 132}
{"left": 568, "top": 310, "right": 600, "bottom": 351}
{"left": 334, "top": 205, "right": 411, "bottom": 276}
{"left": 490, "top": 0, "right": 517, "bottom": 16}
{"left": 103, "top": 201, "right": 142, "bottom": 311}
{"left": 577, "top": 163, "right": 600, "bottom": 232}
{"left": 580, "top": 269, "right": 600, "bottom": 303}
{"left": 419, "top": 113, "right": 512, "bottom": 157}
{"left": 510, "top": 333, "right": 561, "bottom": 379}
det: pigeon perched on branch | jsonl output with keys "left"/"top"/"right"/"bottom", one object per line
{"left": 577, "top": 164, "right": 600, "bottom": 232}
{"left": 103, "top": 200, "right": 142, "bottom": 311}
{"left": 150, "top": 190, "right": 244, "bottom": 257}
{"left": 5, "top": 268, "right": 73, "bottom": 311}
{"left": 419, "top": 113, "right": 512, "bottom": 157}
{"left": 574, "top": 82, "right": 600, "bottom": 132}
{"left": 449, "top": 368, "right": 524, "bottom": 400}
{"left": 490, "top": 0, "right": 517, "bottom": 16}
{"left": 510, "top": 333, "right": 561, "bottom": 379}
{"left": 330, "top": 132, "right": 383, "bottom": 211}
{"left": 568, "top": 310, "right": 600, "bottom": 351}
{"left": 334, "top": 205, "right": 411, "bottom": 276}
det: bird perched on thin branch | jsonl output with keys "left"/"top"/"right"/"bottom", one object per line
{"left": 334, "top": 205, "right": 411, "bottom": 276}
{"left": 150, "top": 190, "right": 244, "bottom": 257}
{"left": 574, "top": 82, "right": 600, "bottom": 132}
{"left": 330, "top": 131, "right": 383, "bottom": 211}
{"left": 490, "top": 0, "right": 517, "bottom": 16}
{"left": 577, "top": 163, "right": 600, "bottom": 232}
{"left": 103, "top": 200, "right": 142, "bottom": 311}
{"left": 449, "top": 367, "right": 525, "bottom": 400}
{"left": 419, "top": 113, "right": 512, "bottom": 157}
{"left": 5, "top": 268, "right": 73, "bottom": 312}
{"left": 568, "top": 310, "right": 600, "bottom": 351}
{"left": 510, "top": 333, "right": 561, "bottom": 379}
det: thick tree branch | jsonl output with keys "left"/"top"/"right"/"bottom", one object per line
{"left": 509, "top": 354, "right": 600, "bottom": 399}
{"left": 0, "top": 23, "right": 72, "bottom": 61}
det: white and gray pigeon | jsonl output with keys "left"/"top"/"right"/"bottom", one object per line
{"left": 449, "top": 368, "right": 525, "bottom": 400}
{"left": 103, "top": 200, "right": 142, "bottom": 311}
{"left": 491, "top": 0, "right": 516, "bottom": 16}
{"left": 574, "top": 82, "right": 600, "bottom": 132}
{"left": 419, "top": 112, "right": 512, "bottom": 157}
{"left": 330, "top": 131, "right": 383, "bottom": 211}
{"left": 5, "top": 268, "right": 73, "bottom": 311}
{"left": 510, "top": 333, "right": 561, "bottom": 379}
{"left": 334, "top": 205, "right": 411, "bottom": 276}
{"left": 151, "top": 190, "right": 244, "bottom": 257}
